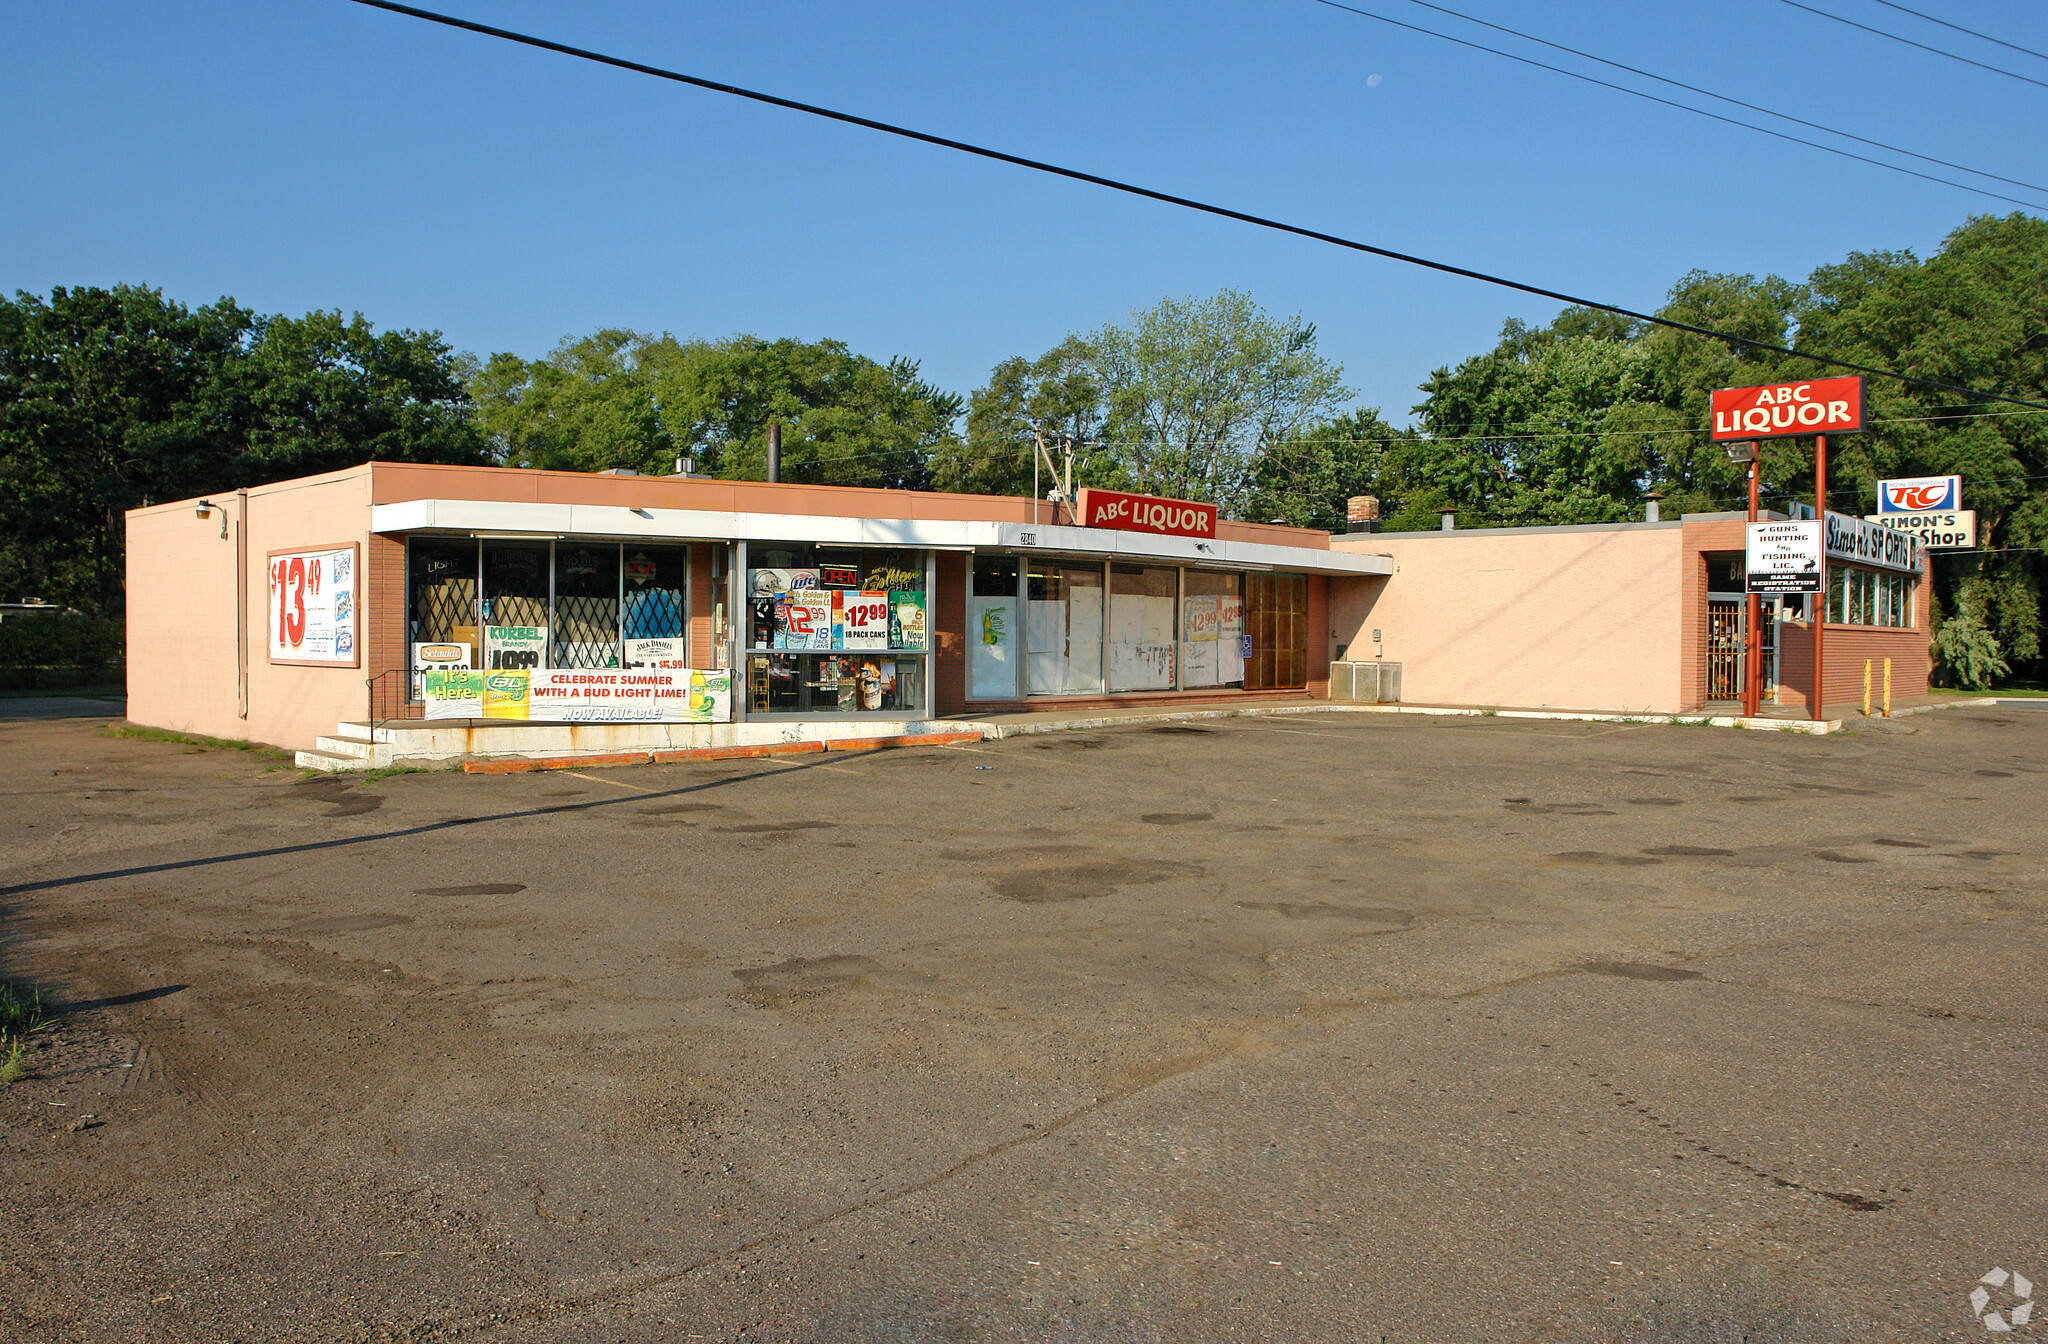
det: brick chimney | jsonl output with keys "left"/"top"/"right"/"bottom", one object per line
{"left": 1346, "top": 495, "right": 1381, "bottom": 534}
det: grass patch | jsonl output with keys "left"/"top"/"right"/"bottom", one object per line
{"left": 101, "top": 723, "right": 293, "bottom": 761}
{"left": 0, "top": 980, "right": 53, "bottom": 1085}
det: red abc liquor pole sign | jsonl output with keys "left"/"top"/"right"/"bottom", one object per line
{"left": 1074, "top": 488, "right": 1218, "bottom": 539}
{"left": 1710, "top": 375, "right": 1865, "bottom": 441}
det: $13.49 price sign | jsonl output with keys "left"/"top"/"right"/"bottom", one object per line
{"left": 268, "top": 545, "right": 357, "bottom": 664}
{"left": 838, "top": 592, "right": 891, "bottom": 650}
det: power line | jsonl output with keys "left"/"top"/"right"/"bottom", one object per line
{"left": 1866, "top": 0, "right": 2048, "bottom": 64}
{"left": 1777, "top": 0, "right": 2048, "bottom": 90}
{"left": 1387, "top": 0, "right": 2048, "bottom": 197}
{"left": 1309, "top": 0, "right": 2045, "bottom": 209}
{"left": 345, "top": 0, "right": 2048, "bottom": 413}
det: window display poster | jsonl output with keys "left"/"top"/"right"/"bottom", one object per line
{"left": 421, "top": 668, "right": 485, "bottom": 717}
{"left": 839, "top": 591, "right": 892, "bottom": 651}
{"left": 411, "top": 641, "right": 472, "bottom": 699}
{"left": 892, "top": 592, "right": 928, "bottom": 650}
{"left": 1218, "top": 595, "right": 1245, "bottom": 682}
{"left": 750, "top": 568, "right": 819, "bottom": 598}
{"left": 485, "top": 624, "right": 547, "bottom": 669}
{"left": 624, "top": 638, "right": 689, "bottom": 670}
{"left": 776, "top": 592, "right": 833, "bottom": 649}
{"left": 969, "top": 597, "right": 1017, "bottom": 698}
{"left": 424, "top": 668, "right": 733, "bottom": 722}
{"left": 268, "top": 545, "right": 357, "bottom": 664}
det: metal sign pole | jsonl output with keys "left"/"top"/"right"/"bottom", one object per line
{"left": 1744, "top": 455, "right": 1761, "bottom": 719}
{"left": 1813, "top": 434, "right": 1828, "bottom": 722}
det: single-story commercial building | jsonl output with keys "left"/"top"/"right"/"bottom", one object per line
{"left": 1328, "top": 510, "right": 1930, "bottom": 716}
{"left": 124, "top": 466, "right": 1930, "bottom": 766}
{"left": 125, "top": 463, "right": 1388, "bottom": 764}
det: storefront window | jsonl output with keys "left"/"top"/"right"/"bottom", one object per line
{"left": 552, "top": 543, "right": 620, "bottom": 668}
{"left": 1181, "top": 570, "right": 1244, "bottom": 689}
{"left": 481, "top": 542, "right": 550, "bottom": 669}
{"left": 1244, "top": 573, "right": 1308, "bottom": 690}
{"left": 1827, "top": 566, "right": 1913, "bottom": 628}
{"left": 621, "top": 546, "right": 692, "bottom": 669}
{"left": 970, "top": 555, "right": 1022, "bottom": 700}
{"left": 1109, "top": 565, "right": 1179, "bottom": 691}
{"left": 405, "top": 538, "right": 704, "bottom": 697}
{"left": 1026, "top": 561, "right": 1105, "bottom": 695}
{"left": 743, "top": 543, "right": 929, "bottom": 715}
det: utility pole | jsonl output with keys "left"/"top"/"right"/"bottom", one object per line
{"left": 1744, "top": 449, "right": 1761, "bottom": 719}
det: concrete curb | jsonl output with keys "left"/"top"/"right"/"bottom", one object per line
{"left": 963, "top": 702, "right": 1848, "bottom": 737}
{"left": 458, "top": 730, "right": 984, "bottom": 774}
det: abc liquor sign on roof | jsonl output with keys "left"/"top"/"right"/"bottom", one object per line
{"left": 1075, "top": 488, "right": 1217, "bottom": 539}
{"left": 1709, "top": 376, "right": 1865, "bottom": 442}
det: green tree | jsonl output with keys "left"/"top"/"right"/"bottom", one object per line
{"left": 0, "top": 284, "right": 487, "bottom": 615}
{"left": 931, "top": 336, "right": 1102, "bottom": 500}
{"left": 1244, "top": 408, "right": 1417, "bottom": 530}
{"left": 474, "top": 332, "right": 963, "bottom": 490}
{"left": 1090, "top": 291, "right": 1352, "bottom": 513}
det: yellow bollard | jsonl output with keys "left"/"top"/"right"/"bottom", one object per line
{"left": 1862, "top": 659, "right": 1872, "bottom": 717}
{"left": 1884, "top": 657, "right": 1892, "bottom": 718}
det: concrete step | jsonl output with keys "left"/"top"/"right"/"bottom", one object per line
{"left": 314, "top": 734, "right": 375, "bottom": 759}
{"left": 295, "top": 747, "right": 366, "bottom": 773}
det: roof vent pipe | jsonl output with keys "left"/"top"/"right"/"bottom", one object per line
{"left": 766, "top": 422, "right": 781, "bottom": 484}
{"left": 1439, "top": 508, "right": 1456, "bottom": 531}
{"left": 1644, "top": 491, "right": 1665, "bottom": 523}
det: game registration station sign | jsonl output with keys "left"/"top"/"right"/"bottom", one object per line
{"left": 1745, "top": 520, "right": 1822, "bottom": 593}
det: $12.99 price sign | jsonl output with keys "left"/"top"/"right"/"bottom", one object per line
{"left": 838, "top": 593, "right": 891, "bottom": 650}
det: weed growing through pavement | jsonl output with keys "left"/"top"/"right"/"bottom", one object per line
{"left": 0, "top": 980, "right": 52, "bottom": 1085}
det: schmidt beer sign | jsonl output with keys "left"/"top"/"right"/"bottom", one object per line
{"left": 1710, "top": 376, "right": 1865, "bottom": 441}
{"left": 1075, "top": 488, "right": 1218, "bottom": 539}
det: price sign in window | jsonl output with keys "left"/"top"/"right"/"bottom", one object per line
{"left": 838, "top": 592, "right": 891, "bottom": 650}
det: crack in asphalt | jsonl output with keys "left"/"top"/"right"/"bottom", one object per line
{"left": 0, "top": 757, "right": 846, "bottom": 897}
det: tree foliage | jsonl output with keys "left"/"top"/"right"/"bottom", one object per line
{"left": 0, "top": 284, "right": 485, "bottom": 614}
{"left": 953, "top": 290, "right": 1350, "bottom": 516}
{"left": 473, "top": 332, "right": 963, "bottom": 491}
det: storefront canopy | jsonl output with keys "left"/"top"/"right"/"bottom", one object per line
{"left": 370, "top": 499, "right": 1395, "bottom": 576}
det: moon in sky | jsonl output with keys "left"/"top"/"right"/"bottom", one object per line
{"left": 1366, "top": 73, "right": 1383, "bottom": 87}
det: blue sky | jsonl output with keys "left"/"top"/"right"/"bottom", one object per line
{"left": 5, "top": 1, "right": 2043, "bottom": 423}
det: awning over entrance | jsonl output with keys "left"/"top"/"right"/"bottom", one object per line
{"left": 369, "top": 500, "right": 1394, "bottom": 576}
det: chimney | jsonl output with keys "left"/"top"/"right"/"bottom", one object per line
{"left": 1439, "top": 508, "right": 1457, "bottom": 531}
{"left": 1346, "top": 495, "right": 1381, "bottom": 534}
{"left": 766, "top": 422, "right": 782, "bottom": 484}
{"left": 1644, "top": 490, "right": 1665, "bottom": 523}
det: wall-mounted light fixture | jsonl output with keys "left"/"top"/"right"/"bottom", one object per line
{"left": 195, "top": 499, "right": 215, "bottom": 518}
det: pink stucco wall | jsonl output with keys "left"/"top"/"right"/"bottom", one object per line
{"left": 1330, "top": 523, "right": 1686, "bottom": 714}
{"left": 127, "top": 467, "right": 372, "bottom": 749}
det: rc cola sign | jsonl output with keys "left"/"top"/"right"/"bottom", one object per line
{"left": 1875, "top": 475, "right": 1960, "bottom": 513}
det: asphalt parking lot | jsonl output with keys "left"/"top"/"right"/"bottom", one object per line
{"left": 1, "top": 703, "right": 2044, "bottom": 1343}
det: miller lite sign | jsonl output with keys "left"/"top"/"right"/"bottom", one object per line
{"left": 1710, "top": 376, "right": 1865, "bottom": 441}
{"left": 1875, "top": 475, "right": 1960, "bottom": 514}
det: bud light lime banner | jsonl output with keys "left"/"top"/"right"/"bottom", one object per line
{"left": 422, "top": 668, "right": 732, "bottom": 723}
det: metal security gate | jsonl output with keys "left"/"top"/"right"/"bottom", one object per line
{"left": 1707, "top": 599, "right": 1777, "bottom": 703}
{"left": 1708, "top": 601, "right": 1744, "bottom": 700}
